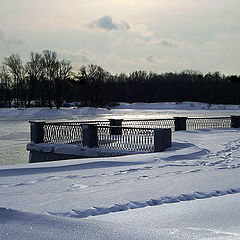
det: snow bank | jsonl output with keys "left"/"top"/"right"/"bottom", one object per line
{"left": 114, "top": 102, "right": 240, "bottom": 110}
{"left": 0, "top": 207, "right": 151, "bottom": 240}
{"left": 0, "top": 107, "right": 110, "bottom": 119}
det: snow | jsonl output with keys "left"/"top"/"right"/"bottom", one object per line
{"left": 91, "top": 194, "right": 240, "bottom": 239}
{"left": 0, "top": 207, "right": 152, "bottom": 240}
{"left": 115, "top": 101, "right": 240, "bottom": 110}
{"left": 1, "top": 102, "right": 240, "bottom": 239}
{"left": 0, "top": 101, "right": 240, "bottom": 121}
{"left": 0, "top": 107, "right": 110, "bottom": 120}
{"left": 27, "top": 142, "right": 138, "bottom": 158}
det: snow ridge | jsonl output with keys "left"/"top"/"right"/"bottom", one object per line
{"left": 47, "top": 187, "right": 240, "bottom": 219}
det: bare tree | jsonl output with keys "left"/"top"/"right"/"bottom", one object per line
{"left": 25, "top": 52, "right": 44, "bottom": 106}
{"left": 54, "top": 59, "right": 72, "bottom": 108}
{"left": 41, "top": 50, "right": 59, "bottom": 108}
{"left": 78, "top": 64, "right": 109, "bottom": 107}
{"left": 0, "top": 64, "right": 12, "bottom": 107}
{"left": 4, "top": 54, "right": 26, "bottom": 107}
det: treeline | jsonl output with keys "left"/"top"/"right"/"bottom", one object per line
{"left": 0, "top": 50, "right": 240, "bottom": 108}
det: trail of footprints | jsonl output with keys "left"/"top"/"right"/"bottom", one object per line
{"left": 47, "top": 187, "right": 240, "bottom": 219}
{"left": 208, "top": 139, "right": 240, "bottom": 168}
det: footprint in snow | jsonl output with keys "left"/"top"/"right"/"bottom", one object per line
{"left": 67, "top": 183, "right": 88, "bottom": 191}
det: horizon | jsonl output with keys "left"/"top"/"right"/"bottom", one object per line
{"left": 1, "top": 50, "right": 239, "bottom": 77}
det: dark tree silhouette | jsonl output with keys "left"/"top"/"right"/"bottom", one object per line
{"left": 77, "top": 64, "right": 110, "bottom": 107}
{"left": 54, "top": 60, "right": 72, "bottom": 108}
{"left": 41, "top": 50, "right": 59, "bottom": 108}
{"left": 0, "top": 65, "right": 12, "bottom": 107}
{"left": 25, "top": 52, "right": 44, "bottom": 107}
{"left": 3, "top": 54, "right": 26, "bottom": 107}
{"left": 1, "top": 50, "right": 240, "bottom": 108}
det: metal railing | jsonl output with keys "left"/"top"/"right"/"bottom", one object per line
{"left": 186, "top": 117, "right": 231, "bottom": 130}
{"left": 42, "top": 123, "right": 155, "bottom": 152}
{"left": 43, "top": 123, "right": 84, "bottom": 146}
{"left": 42, "top": 121, "right": 109, "bottom": 145}
{"left": 97, "top": 126, "right": 155, "bottom": 152}
{"left": 122, "top": 118, "right": 175, "bottom": 130}
{"left": 38, "top": 116, "right": 236, "bottom": 153}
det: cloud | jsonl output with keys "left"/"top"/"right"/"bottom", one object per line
{"left": 113, "top": 38, "right": 146, "bottom": 46}
{"left": 144, "top": 55, "right": 179, "bottom": 65}
{"left": 130, "top": 24, "right": 153, "bottom": 37}
{"left": 103, "top": 54, "right": 183, "bottom": 74}
{"left": 145, "top": 56, "right": 155, "bottom": 63}
{"left": 148, "top": 39, "right": 179, "bottom": 48}
{"left": 56, "top": 50, "right": 98, "bottom": 69}
{"left": 88, "top": 15, "right": 130, "bottom": 31}
{"left": 58, "top": 50, "right": 90, "bottom": 62}
{"left": 0, "top": 31, "right": 24, "bottom": 45}
{"left": 161, "top": 39, "right": 179, "bottom": 48}
{"left": 148, "top": 38, "right": 191, "bottom": 48}
{"left": 0, "top": 32, "right": 4, "bottom": 39}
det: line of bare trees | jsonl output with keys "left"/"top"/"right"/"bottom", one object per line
{"left": 0, "top": 50, "right": 72, "bottom": 108}
{"left": 1, "top": 50, "right": 240, "bottom": 108}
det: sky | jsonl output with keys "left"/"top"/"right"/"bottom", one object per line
{"left": 0, "top": 0, "right": 240, "bottom": 74}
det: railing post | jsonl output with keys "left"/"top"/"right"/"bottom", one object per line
{"left": 82, "top": 124, "right": 98, "bottom": 147}
{"left": 174, "top": 117, "right": 187, "bottom": 131}
{"left": 109, "top": 119, "right": 123, "bottom": 135}
{"left": 29, "top": 121, "right": 45, "bottom": 143}
{"left": 154, "top": 128, "right": 172, "bottom": 152}
{"left": 231, "top": 116, "right": 240, "bottom": 128}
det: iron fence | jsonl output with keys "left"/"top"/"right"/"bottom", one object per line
{"left": 42, "top": 122, "right": 155, "bottom": 152}
{"left": 42, "top": 121, "right": 109, "bottom": 146}
{"left": 122, "top": 119, "right": 175, "bottom": 130}
{"left": 40, "top": 116, "right": 233, "bottom": 152}
{"left": 43, "top": 123, "right": 84, "bottom": 146}
{"left": 97, "top": 126, "right": 155, "bottom": 152}
{"left": 186, "top": 117, "right": 231, "bottom": 130}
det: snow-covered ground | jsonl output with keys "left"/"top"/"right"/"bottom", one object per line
{"left": 1, "top": 102, "right": 240, "bottom": 239}
{"left": 0, "top": 107, "right": 110, "bottom": 120}
{"left": 115, "top": 101, "right": 240, "bottom": 110}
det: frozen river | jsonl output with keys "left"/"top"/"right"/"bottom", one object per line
{"left": 0, "top": 106, "right": 240, "bottom": 166}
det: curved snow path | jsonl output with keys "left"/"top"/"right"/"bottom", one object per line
{"left": 47, "top": 187, "right": 240, "bottom": 219}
